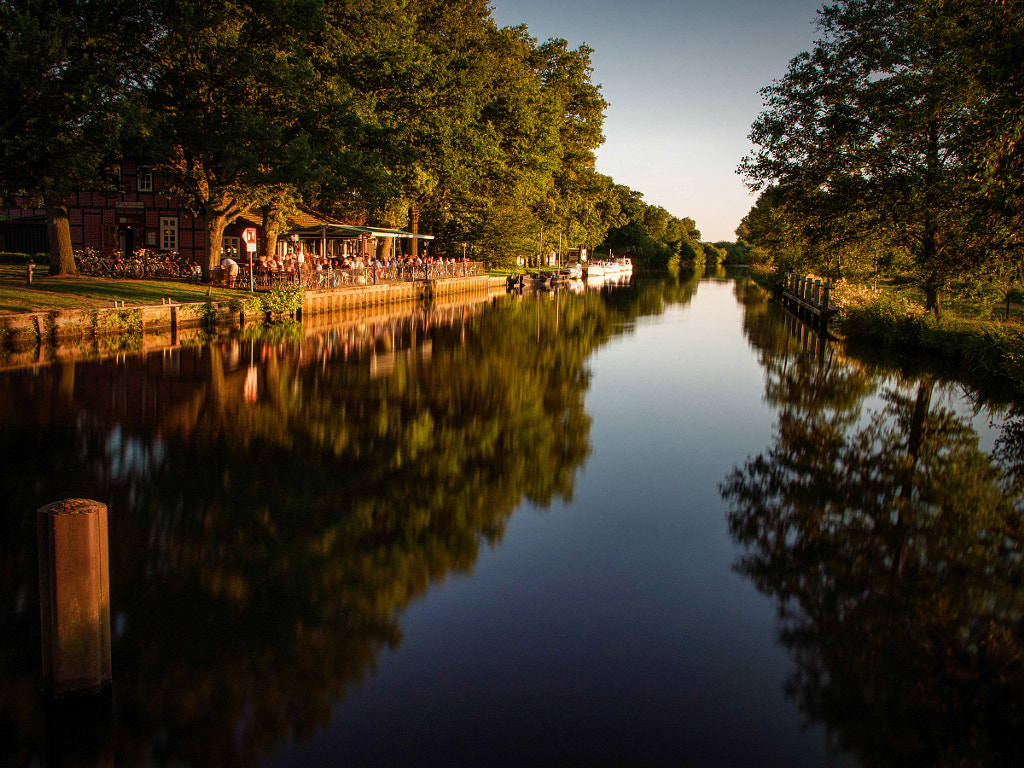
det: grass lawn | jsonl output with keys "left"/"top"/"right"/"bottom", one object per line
{"left": 0, "top": 265, "right": 243, "bottom": 313}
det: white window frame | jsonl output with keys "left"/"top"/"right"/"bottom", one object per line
{"left": 222, "top": 236, "right": 241, "bottom": 258}
{"left": 160, "top": 217, "right": 178, "bottom": 251}
{"left": 137, "top": 168, "right": 153, "bottom": 192}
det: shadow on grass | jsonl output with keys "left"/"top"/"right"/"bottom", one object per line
{"left": 0, "top": 266, "right": 241, "bottom": 312}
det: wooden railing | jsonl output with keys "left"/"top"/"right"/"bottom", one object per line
{"left": 781, "top": 272, "right": 835, "bottom": 322}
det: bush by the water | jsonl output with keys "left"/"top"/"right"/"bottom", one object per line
{"left": 836, "top": 287, "right": 1024, "bottom": 390}
{"left": 258, "top": 286, "right": 303, "bottom": 316}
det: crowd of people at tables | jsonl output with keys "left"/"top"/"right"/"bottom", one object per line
{"left": 220, "top": 251, "right": 474, "bottom": 288}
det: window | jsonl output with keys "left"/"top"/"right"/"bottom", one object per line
{"left": 137, "top": 168, "right": 153, "bottom": 192}
{"left": 160, "top": 217, "right": 178, "bottom": 251}
{"left": 222, "top": 236, "right": 240, "bottom": 258}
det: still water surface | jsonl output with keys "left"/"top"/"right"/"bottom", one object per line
{"left": 2, "top": 271, "right": 1022, "bottom": 766}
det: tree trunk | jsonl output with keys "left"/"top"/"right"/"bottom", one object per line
{"left": 45, "top": 193, "right": 77, "bottom": 276}
{"left": 260, "top": 204, "right": 282, "bottom": 260}
{"left": 924, "top": 276, "right": 942, "bottom": 318}
{"left": 203, "top": 208, "right": 229, "bottom": 281}
{"left": 921, "top": 222, "right": 942, "bottom": 317}
{"left": 409, "top": 204, "right": 420, "bottom": 259}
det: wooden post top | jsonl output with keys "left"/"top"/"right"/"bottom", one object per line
{"left": 38, "top": 499, "right": 106, "bottom": 516}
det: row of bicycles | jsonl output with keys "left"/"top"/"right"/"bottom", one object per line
{"left": 75, "top": 248, "right": 197, "bottom": 280}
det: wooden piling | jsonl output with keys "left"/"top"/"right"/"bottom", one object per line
{"left": 780, "top": 272, "right": 835, "bottom": 328}
{"left": 37, "top": 499, "right": 111, "bottom": 697}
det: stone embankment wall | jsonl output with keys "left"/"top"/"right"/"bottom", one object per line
{"left": 0, "top": 276, "right": 507, "bottom": 363}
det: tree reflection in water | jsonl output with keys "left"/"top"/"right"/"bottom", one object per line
{"left": 0, "top": 289, "right": 638, "bottom": 767}
{"left": 722, "top": 310, "right": 1024, "bottom": 767}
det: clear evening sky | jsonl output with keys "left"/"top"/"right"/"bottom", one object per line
{"left": 488, "top": 0, "right": 824, "bottom": 242}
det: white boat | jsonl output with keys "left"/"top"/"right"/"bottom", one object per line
{"left": 559, "top": 262, "right": 584, "bottom": 280}
{"left": 611, "top": 257, "right": 633, "bottom": 274}
{"left": 586, "top": 261, "right": 605, "bottom": 277}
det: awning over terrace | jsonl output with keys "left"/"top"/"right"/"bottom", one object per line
{"left": 286, "top": 223, "right": 434, "bottom": 240}
{"left": 282, "top": 209, "right": 433, "bottom": 259}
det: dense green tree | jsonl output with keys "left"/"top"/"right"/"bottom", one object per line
{"left": 413, "top": 26, "right": 607, "bottom": 264}
{"left": 0, "top": 0, "right": 152, "bottom": 275}
{"left": 740, "top": 0, "right": 1011, "bottom": 315}
{"left": 145, "top": 0, "right": 393, "bottom": 279}
{"left": 0, "top": 0, "right": 694, "bottom": 276}
{"left": 737, "top": 186, "right": 885, "bottom": 280}
{"left": 961, "top": 0, "right": 1024, "bottom": 266}
{"left": 598, "top": 186, "right": 704, "bottom": 271}
{"left": 714, "top": 240, "right": 753, "bottom": 265}
{"left": 701, "top": 242, "right": 725, "bottom": 266}
{"left": 359, "top": 0, "right": 497, "bottom": 253}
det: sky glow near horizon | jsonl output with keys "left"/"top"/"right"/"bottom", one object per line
{"left": 488, "top": 0, "right": 825, "bottom": 242}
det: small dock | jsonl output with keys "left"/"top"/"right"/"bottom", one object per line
{"left": 779, "top": 273, "right": 837, "bottom": 326}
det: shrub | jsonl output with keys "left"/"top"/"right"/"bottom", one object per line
{"left": 838, "top": 293, "right": 1024, "bottom": 391}
{"left": 0, "top": 252, "right": 45, "bottom": 264}
{"left": 259, "top": 286, "right": 303, "bottom": 316}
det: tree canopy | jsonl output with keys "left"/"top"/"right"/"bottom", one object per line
{"left": 0, "top": 0, "right": 154, "bottom": 274}
{"left": 739, "top": 0, "right": 1024, "bottom": 314}
{"left": 0, "top": 0, "right": 705, "bottom": 277}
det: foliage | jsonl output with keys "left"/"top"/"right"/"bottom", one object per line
{"left": 0, "top": 252, "right": 44, "bottom": 265}
{"left": 95, "top": 307, "right": 143, "bottom": 335}
{"left": 597, "top": 185, "right": 702, "bottom": 271}
{"left": 0, "top": 0, "right": 152, "bottom": 275}
{"left": 740, "top": 0, "right": 1024, "bottom": 316}
{"left": 701, "top": 242, "right": 725, "bottom": 266}
{"left": 837, "top": 292, "right": 1024, "bottom": 391}
{"left": 142, "top": 0, "right": 356, "bottom": 277}
{"left": 714, "top": 241, "right": 752, "bottom": 265}
{"left": 1, "top": 0, "right": 706, "bottom": 275}
{"left": 258, "top": 286, "right": 303, "bottom": 316}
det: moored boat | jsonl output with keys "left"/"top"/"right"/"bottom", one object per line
{"left": 558, "top": 262, "right": 584, "bottom": 280}
{"left": 611, "top": 257, "right": 633, "bottom": 274}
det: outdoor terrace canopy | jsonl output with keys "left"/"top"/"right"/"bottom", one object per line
{"left": 284, "top": 217, "right": 435, "bottom": 260}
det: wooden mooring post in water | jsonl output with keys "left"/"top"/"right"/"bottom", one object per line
{"left": 780, "top": 272, "right": 837, "bottom": 327}
{"left": 36, "top": 499, "right": 112, "bottom": 698}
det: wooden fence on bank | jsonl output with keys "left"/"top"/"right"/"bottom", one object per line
{"left": 780, "top": 272, "right": 837, "bottom": 325}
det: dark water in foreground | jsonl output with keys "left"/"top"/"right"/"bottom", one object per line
{"left": 2, "top": 271, "right": 1023, "bottom": 767}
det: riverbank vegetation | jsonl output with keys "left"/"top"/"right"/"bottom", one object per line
{"left": 736, "top": 0, "right": 1024, "bottom": 387}
{"left": 0, "top": 0, "right": 708, "bottom": 279}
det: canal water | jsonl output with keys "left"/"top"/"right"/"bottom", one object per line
{"left": 1, "top": 270, "right": 1022, "bottom": 766}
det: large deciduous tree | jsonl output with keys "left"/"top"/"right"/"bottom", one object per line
{"left": 0, "top": 0, "right": 151, "bottom": 275}
{"left": 740, "top": 0, "right": 1011, "bottom": 315}
{"left": 146, "top": 0, "right": 387, "bottom": 279}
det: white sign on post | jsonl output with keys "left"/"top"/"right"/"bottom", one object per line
{"left": 242, "top": 228, "right": 257, "bottom": 292}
